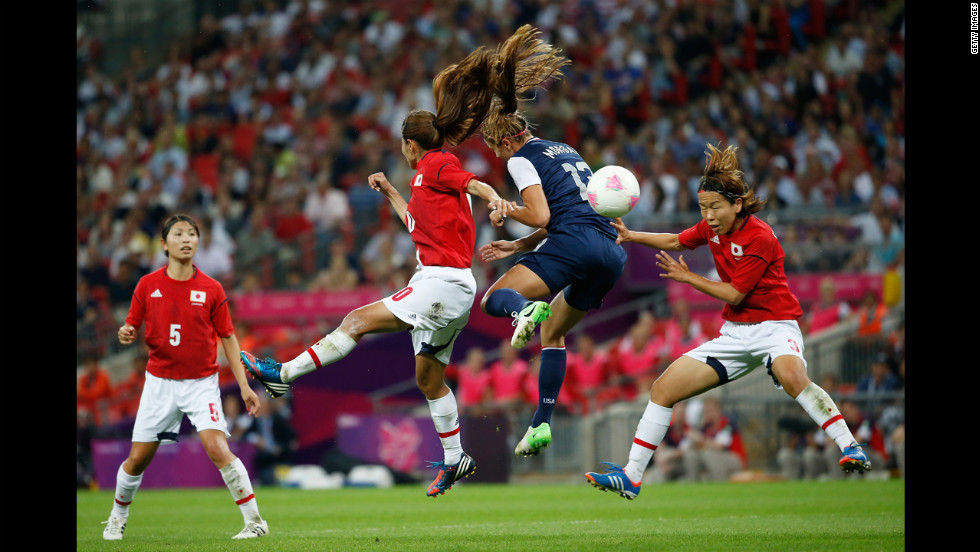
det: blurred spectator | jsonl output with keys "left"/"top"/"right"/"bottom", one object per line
{"left": 855, "top": 290, "right": 889, "bottom": 338}
{"left": 303, "top": 169, "right": 352, "bottom": 258}
{"left": 566, "top": 333, "right": 614, "bottom": 413}
{"left": 235, "top": 206, "right": 278, "bottom": 275}
{"left": 108, "top": 350, "right": 148, "bottom": 422}
{"left": 244, "top": 390, "right": 298, "bottom": 486}
{"left": 856, "top": 352, "right": 902, "bottom": 416}
{"left": 681, "top": 396, "right": 746, "bottom": 482}
{"left": 489, "top": 340, "right": 529, "bottom": 411}
{"left": 803, "top": 276, "right": 852, "bottom": 336}
{"left": 615, "top": 313, "right": 668, "bottom": 399}
{"left": 77, "top": 353, "right": 113, "bottom": 426}
{"left": 359, "top": 225, "right": 415, "bottom": 287}
{"left": 866, "top": 214, "right": 904, "bottom": 274}
{"left": 224, "top": 394, "right": 253, "bottom": 442}
{"left": 307, "top": 241, "right": 360, "bottom": 292}
{"left": 456, "top": 347, "right": 492, "bottom": 415}
{"left": 194, "top": 219, "right": 235, "bottom": 282}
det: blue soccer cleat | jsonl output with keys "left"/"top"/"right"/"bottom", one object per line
{"left": 839, "top": 443, "right": 871, "bottom": 474}
{"left": 426, "top": 453, "right": 476, "bottom": 497}
{"left": 585, "top": 462, "right": 641, "bottom": 500}
{"left": 240, "top": 351, "right": 291, "bottom": 398}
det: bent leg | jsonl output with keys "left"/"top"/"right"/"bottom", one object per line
{"left": 281, "top": 301, "right": 412, "bottom": 382}
{"left": 480, "top": 264, "right": 551, "bottom": 315}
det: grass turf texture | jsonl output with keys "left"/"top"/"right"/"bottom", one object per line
{"left": 78, "top": 479, "right": 904, "bottom": 551}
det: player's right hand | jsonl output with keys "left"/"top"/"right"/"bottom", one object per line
{"left": 367, "top": 172, "right": 392, "bottom": 195}
{"left": 118, "top": 324, "right": 136, "bottom": 345}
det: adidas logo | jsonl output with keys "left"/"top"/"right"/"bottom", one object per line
{"left": 710, "top": 236, "right": 720, "bottom": 244}
{"left": 150, "top": 289, "right": 163, "bottom": 298}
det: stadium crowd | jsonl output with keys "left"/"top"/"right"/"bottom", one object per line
{"left": 77, "top": 0, "right": 905, "bottom": 484}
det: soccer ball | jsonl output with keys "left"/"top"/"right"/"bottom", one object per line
{"left": 586, "top": 165, "right": 640, "bottom": 218}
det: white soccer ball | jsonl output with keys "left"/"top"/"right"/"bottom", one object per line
{"left": 586, "top": 165, "right": 640, "bottom": 218}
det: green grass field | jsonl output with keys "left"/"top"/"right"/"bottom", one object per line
{"left": 77, "top": 479, "right": 904, "bottom": 551}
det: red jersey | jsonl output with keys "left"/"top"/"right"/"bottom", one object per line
{"left": 678, "top": 215, "right": 803, "bottom": 323}
{"left": 405, "top": 149, "right": 477, "bottom": 269}
{"left": 125, "top": 266, "right": 235, "bottom": 380}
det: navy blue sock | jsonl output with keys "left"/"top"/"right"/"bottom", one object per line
{"left": 485, "top": 289, "right": 530, "bottom": 318}
{"left": 531, "top": 347, "right": 566, "bottom": 427}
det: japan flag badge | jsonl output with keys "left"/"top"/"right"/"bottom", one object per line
{"left": 190, "top": 290, "right": 207, "bottom": 305}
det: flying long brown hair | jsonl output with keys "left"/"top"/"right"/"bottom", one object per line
{"left": 402, "top": 25, "right": 570, "bottom": 149}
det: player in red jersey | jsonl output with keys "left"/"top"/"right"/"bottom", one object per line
{"left": 103, "top": 215, "right": 268, "bottom": 540}
{"left": 585, "top": 144, "right": 871, "bottom": 500}
{"left": 241, "top": 67, "right": 514, "bottom": 497}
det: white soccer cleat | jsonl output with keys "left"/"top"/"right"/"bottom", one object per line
{"left": 232, "top": 519, "right": 269, "bottom": 539}
{"left": 102, "top": 515, "right": 127, "bottom": 540}
{"left": 511, "top": 301, "right": 552, "bottom": 349}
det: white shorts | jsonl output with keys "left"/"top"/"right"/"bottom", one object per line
{"left": 382, "top": 265, "right": 476, "bottom": 365}
{"left": 682, "top": 319, "right": 807, "bottom": 389}
{"left": 131, "top": 372, "right": 231, "bottom": 444}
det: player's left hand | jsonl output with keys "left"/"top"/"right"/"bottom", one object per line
{"left": 241, "top": 386, "right": 261, "bottom": 416}
{"left": 655, "top": 251, "right": 691, "bottom": 282}
{"left": 479, "top": 240, "right": 519, "bottom": 262}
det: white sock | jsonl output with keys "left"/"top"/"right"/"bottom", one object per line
{"left": 427, "top": 389, "right": 463, "bottom": 464}
{"left": 795, "top": 382, "right": 857, "bottom": 451}
{"left": 110, "top": 464, "right": 143, "bottom": 518}
{"left": 281, "top": 329, "right": 357, "bottom": 382}
{"left": 219, "top": 457, "right": 262, "bottom": 523}
{"left": 624, "top": 401, "right": 673, "bottom": 483}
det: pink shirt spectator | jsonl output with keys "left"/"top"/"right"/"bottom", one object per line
{"left": 490, "top": 358, "right": 528, "bottom": 403}
{"left": 458, "top": 366, "right": 491, "bottom": 408}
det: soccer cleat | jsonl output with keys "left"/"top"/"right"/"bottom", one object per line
{"left": 232, "top": 519, "right": 269, "bottom": 539}
{"left": 102, "top": 515, "right": 127, "bottom": 540}
{"left": 511, "top": 301, "right": 552, "bottom": 349}
{"left": 585, "top": 462, "right": 641, "bottom": 500}
{"left": 514, "top": 422, "right": 552, "bottom": 457}
{"left": 426, "top": 453, "right": 476, "bottom": 497}
{"left": 241, "top": 351, "right": 291, "bottom": 398}
{"left": 839, "top": 443, "right": 871, "bottom": 474}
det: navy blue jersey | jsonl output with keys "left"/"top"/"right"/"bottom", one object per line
{"left": 507, "top": 138, "right": 617, "bottom": 239}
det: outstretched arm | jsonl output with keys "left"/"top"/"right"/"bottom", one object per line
{"left": 610, "top": 217, "right": 685, "bottom": 251}
{"left": 467, "top": 178, "right": 516, "bottom": 227}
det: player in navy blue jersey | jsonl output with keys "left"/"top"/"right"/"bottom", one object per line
{"left": 461, "top": 25, "right": 628, "bottom": 457}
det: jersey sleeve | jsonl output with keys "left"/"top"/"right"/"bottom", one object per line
{"left": 432, "top": 159, "right": 475, "bottom": 192}
{"left": 677, "top": 220, "right": 709, "bottom": 249}
{"left": 506, "top": 156, "right": 542, "bottom": 192}
{"left": 727, "top": 231, "right": 776, "bottom": 295}
{"left": 124, "top": 277, "right": 147, "bottom": 329}
{"left": 210, "top": 284, "right": 235, "bottom": 338}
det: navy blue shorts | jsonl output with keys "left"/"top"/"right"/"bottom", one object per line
{"left": 516, "top": 225, "right": 627, "bottom": 312}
